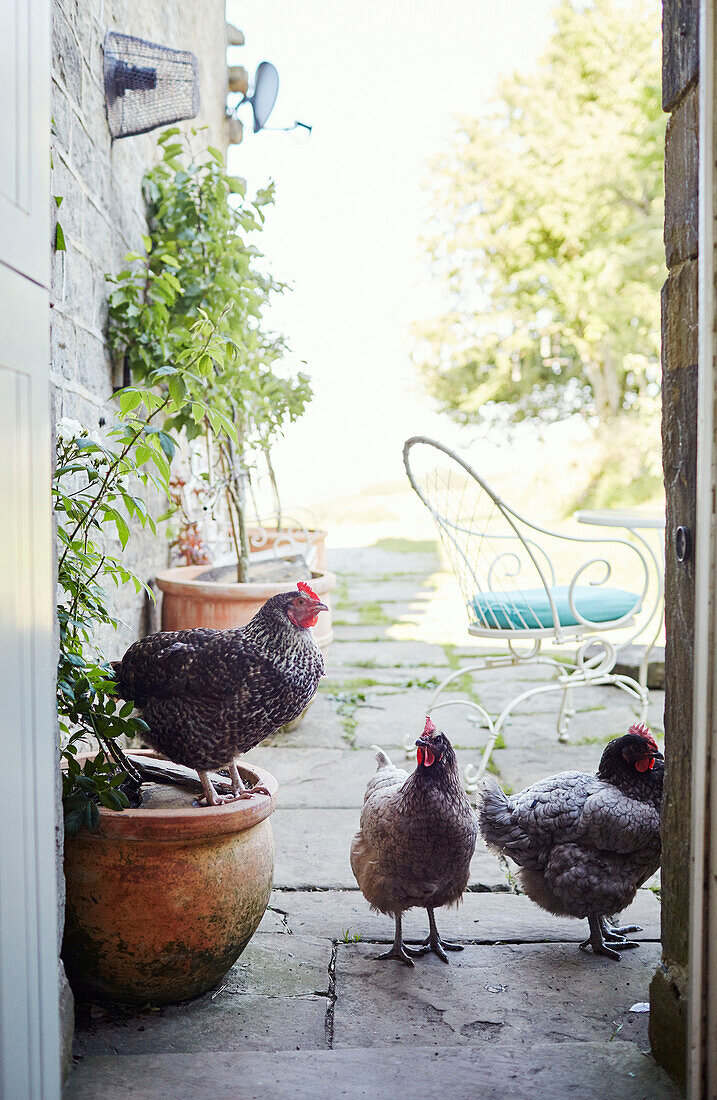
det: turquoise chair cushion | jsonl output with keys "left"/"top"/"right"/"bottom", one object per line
{"left": 472, "top": 584, "right": 640, "bottom": 631}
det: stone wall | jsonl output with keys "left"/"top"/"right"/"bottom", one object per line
{"left": 51, "top": 0, "right": 229, "bottom": 656}
{"left": 649, "top": 0, "right": 699, "bottom": 1085}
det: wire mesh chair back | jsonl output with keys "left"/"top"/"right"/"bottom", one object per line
{"left": 403, "top": 436, "right": 647, "bottom": 639}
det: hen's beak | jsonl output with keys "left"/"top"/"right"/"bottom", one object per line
{"left": 311, "top": 600, "right": 328, "bottom": 614}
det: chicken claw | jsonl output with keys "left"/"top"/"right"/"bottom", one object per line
{"left": 376, "top": 914, "right": 415, "bottom": 966}
{"left": 376, "top": 944, "right": 415, "bottom": 967}
{"left": 579, "top": 914, "right": 639, "bottom": 960}
{"left": 406, "top": 908, "right": 464, "bottom": 963}
{"left": 194, "top": 768, "right": 270, "bottom": 807}
{"left": 229, "top": 762, "right": 271, "bottom": 799}
{"left": 603, "top": 916, "right": 642, "bottom": 938}
{"left": 196, "top": 771, "right": 238, "bottom": 807}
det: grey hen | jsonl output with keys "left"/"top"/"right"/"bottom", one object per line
{"left": 478, "top": 723, "right": 663, "bottom": 959}
{"left": 350, "top": 717, "right": 478, "bottom": 965}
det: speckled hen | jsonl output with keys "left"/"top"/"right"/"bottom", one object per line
{"left": 478, "top": 723, "right": 663, "bottom": 959}
{"left": 113, "top": 582, "right": 327, "bottom": 806}
{"left": 350, "top": 718, "right": 478, "bottom": 965}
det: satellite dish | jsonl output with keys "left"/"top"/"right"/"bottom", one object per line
{"left": 243, "top": 61, "right": 279, "bottom": 133}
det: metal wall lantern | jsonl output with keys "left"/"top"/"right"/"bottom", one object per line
{"left": 104, "top": 31, "right": 200, "bottom": 139}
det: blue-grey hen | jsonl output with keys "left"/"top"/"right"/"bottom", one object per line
{"left": 113, "top": 582, "right": 327, "bottom": 806}
{"left": 478, "top": 723, "right": 663, "bottom": 959}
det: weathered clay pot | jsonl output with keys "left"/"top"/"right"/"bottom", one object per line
{"left": 155, "top": 565, "right": 336, "bottom": 661}
{"left": 62, "top": 752, "right": 277, "bottom": 1005}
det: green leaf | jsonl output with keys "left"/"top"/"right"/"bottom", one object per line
{"left": 118, "top": 389, "right": 143, "bottom": 414}
{"left": 114, "top": 513, "right": 130, "bottom": 549}
{"left": 55, "top": 222, "right": 66, "bottom": 251}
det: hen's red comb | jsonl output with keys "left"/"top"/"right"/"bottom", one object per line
{"left": 629, "top": 722, "right": 659, "bottom": 753}
{"left": 297, "top": 580, "right": 320, "bottom": 601}
{"left": 423, "top": 716, "right": 436, "bottom": 736}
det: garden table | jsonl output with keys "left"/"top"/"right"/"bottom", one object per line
{"left": 574, "top": 508, "right": 666, "bottom": 690}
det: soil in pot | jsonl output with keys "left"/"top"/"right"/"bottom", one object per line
{"left": 62, "top": 753, "right": 277, "bottom": 1006}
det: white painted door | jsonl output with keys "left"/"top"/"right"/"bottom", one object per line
{"left": 0, "top": 0, "right": 60, "bottom": 1097}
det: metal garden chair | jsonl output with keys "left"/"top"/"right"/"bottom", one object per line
{"left": 402, "top": 436, "right": 650, "bottom": 788}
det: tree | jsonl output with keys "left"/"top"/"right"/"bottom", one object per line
{"left": 415, "top": 0, "right": 664, "bottom": 432}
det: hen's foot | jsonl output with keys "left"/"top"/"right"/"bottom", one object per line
{"left": 406, "top": 935, "right": 464, "bottom": 964}
{"left": 194, "top": 791, "right": 238, "bottom": 806}
{"left": 600, "top": 916, "right": 640, "bottom": 948}
{"left": 228, "top": 784, "right": 272, "bottom": 800}
{"left": 377, "top": 914, "right": 415, "bottom": 966}
{"left": 410, "top": 909, "right": 464, "bottom": 963}
{"left": 228, "top": 763, "right": 271, "bottom": 800}
{"left": 580, "top": 914, "right": 638, "bottom": 960}
{"left": 197, "top": 770, "right": 242, "bottom": 807}
{"left": 376, "top": 943, "right": 415, "bottom": 967}
{"left": 603, "top": 918, "right": 642, "bottom": 939}
{"left": 579, "top": 936, "right": 621, "bottom": 961}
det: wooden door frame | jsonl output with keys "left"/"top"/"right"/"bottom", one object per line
{"left": 688, "top": 0, "right": 717, "bottom": 1091}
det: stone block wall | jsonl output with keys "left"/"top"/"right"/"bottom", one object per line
{"left": 51, "top": 0, "right": 229, "bottom": 655}
{"left": 649, "top": 0, "right": 699, "bottom": 1086}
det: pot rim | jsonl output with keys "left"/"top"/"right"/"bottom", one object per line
{"left": 155, "top": 565, "right": 337, "bottom": 601}
{"left": 67, "top": 750, "right": 278, "bottom": 841}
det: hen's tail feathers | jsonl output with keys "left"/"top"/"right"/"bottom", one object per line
{"left": 477, "top": 776, "right": 516, "bottom": 851}
{"left": 371, "top": 745, "right": 392, "bottom": 770}
{"left": 110, "top": 660, "right": 128, "bottom": 700}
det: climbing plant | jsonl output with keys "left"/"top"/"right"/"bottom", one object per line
{"left": 106, "top": 129, "right": 312, "bottom": 580}
{"left": 57, "top": 314, "right": 237, "bottom": 832}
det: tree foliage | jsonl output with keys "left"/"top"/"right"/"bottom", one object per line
{"left": 415, "top": 0, "right": 664, "bottom": 428}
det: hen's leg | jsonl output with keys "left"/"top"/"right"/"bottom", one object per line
{"left": 229, "top": 761, "right": 271, "bottom": 800}
{"left": 406, "top": 907, "right": 464, "bottom": 964}
{"left": 376, "top": 912, "right": 415, "bottom": 967}
{"left": 579, "top": 914, "right": 637, "bottom": 960}
{"left": 196, "top": 770, "right": 234, "bottom": 806}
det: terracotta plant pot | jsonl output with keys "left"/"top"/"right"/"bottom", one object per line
{"left": 62, "top": 752, "right": 277, "bottom": 1005}
{"left": 155, "top": 565, "right": 336, "bottom": 661}
{"left": 247, "top": 526, "right": 328, "bottom": 571}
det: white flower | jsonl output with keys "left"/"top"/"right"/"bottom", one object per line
{"left": 57, "top": 417, "right": 87, "bottom": 444}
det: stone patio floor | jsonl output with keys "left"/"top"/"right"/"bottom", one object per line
{"left": 66, "top": 542, "right": 678, "bottom": 1099}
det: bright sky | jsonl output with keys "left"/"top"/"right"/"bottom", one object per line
{"left": 225, "top": 0, "right": 560, "bottom": 509}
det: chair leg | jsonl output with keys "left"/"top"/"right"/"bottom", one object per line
{"left": 557, "top": 685, "right": 575, "bottom": 743}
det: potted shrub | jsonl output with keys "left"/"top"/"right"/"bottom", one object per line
{"left": 56, "top": 317, "right": 279, "bottom": 1005}
{"left": 107, "top": 130, "right": 335, "bottom": 646}
{"left": 62, "top": 750, "right": 277, "bottom": 1005}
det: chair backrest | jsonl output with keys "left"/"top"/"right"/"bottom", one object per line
{"left": 403, "top": 436, "right": 647, "bottom": 637}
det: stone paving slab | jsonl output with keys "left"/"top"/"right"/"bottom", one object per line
{"left": 330, "top": 546, "right": 440, "bottom": 578}
{"left": 271, "top": 808, "right": 506, "bottom": 890}
{"left": 243, "top": 747, "right": 389, "bottom": 809}
{"left": 65, "top": 1041, "right": 680, "bottom": 1099}
{"left": 262, "top": 888, "right": 661, "bottom": 944}
{"left": 332, "top": 941, "right": 661, "bottom": 1050}
{"left": 332, "top": 600, "right": 424, "bottom": 627}
{"left": 65, "top": 1042, "right": 680, "bottom": 1100}
{"left": 73, "top": 934, "right": 332, "bottom": 1057}
{"left": 329, "top": 639, "right": 450, "bottom": 668}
